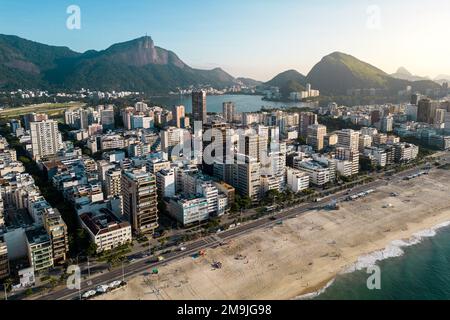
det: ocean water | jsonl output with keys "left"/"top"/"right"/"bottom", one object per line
{"left": 150, "top": 94, "right": 310, "bottom": 114}
{"left": 314, "top": 226, "right": 450, "bottom": 300}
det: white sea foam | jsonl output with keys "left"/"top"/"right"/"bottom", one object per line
{"left": 294, "top": 220, "right": 450, "bottom": 299}
{"left": 295, "top": 279, "right": 335, "bottom": 300}
{"left": 344, "top": 220, "right": 450, "bottom": 273}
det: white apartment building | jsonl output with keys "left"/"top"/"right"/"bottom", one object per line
{"left": 156, "top": 169, "right": 176, "bottom": 199}
{"left": 298, "top": 161, "right": 330, "bottom": 186}
{"left": 335, "top": 147, "right": 359, "bottom": 176}
{"left": 335, "top": 159, "right": 354, "bottom": 177}
{"left": 217, "top": 194, "right": 228, "bottom": 216}
{"left": 30, "top": 120, "right": 63, "bottom": 160}
{"left": 394, "top": 143, "right": 419, "bottom": 162}
{"left": 79, "top": 209, "right": 132, "bottom": 253}
{"left": 197, "top": 182, "right": 219, "bottom": 215}
{"left": 167, "top": 197, "right": 209, "bottom": 226}
{"left": 160, "top": 127, "right": 186, "bottom": 152}
{"left": 100, "top": 134, "right": 125, "bottom": 151}
{"left": 260, "top": 175, "right": 281, "bottom": 196}
{"left": 307, "top": 124, "right": 327, "bottom": 151}
{"left": 223, "top": 102, "right": 235, "bottom": 122}
{"left": 336, "top": 129, "right": 360, "bottom": 152}
{"left": 364, "top": 147, "right": 387, "bottom": 167}
{"left": 360, "top": 127, "right": 378, "bottom": 137}
{"left": 231, "top": 154, "right": 261, "bottom": 202}
{"left": 359, "top": 135, "right": 373, "bottom": 152}
{"left": 146, "top": 159, "right": 171, "bottom": 174}
{"left": 286, "top": 168, "right": 310, "bottom": 192}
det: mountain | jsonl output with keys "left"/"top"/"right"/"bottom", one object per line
{"left": 306, "top": 52, "right": 440, "bottom": 95}
{"left": 435, "top": 75, "right": 450, "bottom": 85}
{"left": 264, "top": 69, "right": 308, "bottom": 97}
{"left": 0, "top": 34, "right": 238, "bottom": 92}
{"left": 265, "top": 69, "right": 307, "bottom": 88}
{"left": 0, "top": 34, "right": 80, "bottom": 88}
{"left": 391, "top": 67, "right": 429, "bottom": 82}
{"left": 1, "top": 35, "right": 442, "bottom": 96}
{"left": 236, "top": 77, "right": 262, "bottom": 87}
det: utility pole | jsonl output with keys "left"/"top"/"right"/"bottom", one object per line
{"left": 121, "top": 261, "right": 125, "bottom": 283}
{"left": 87, "top": 257, "right": 91, "bottom": 278}
{"left": 149, "top": 237, "right": 152, "bottom": 256}
{"left": 4, "top": 285, "right": 7, "bottom": 301}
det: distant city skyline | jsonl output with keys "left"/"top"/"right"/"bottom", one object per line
{"left": 1, "top": 0, "right": 449, "bottom": 81}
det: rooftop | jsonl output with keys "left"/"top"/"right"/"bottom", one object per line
{"left": 80, "top": 208, "right": 130, "bottom": 236}
{"left": 26, "top": 227, "right": 50, "bottom": 245}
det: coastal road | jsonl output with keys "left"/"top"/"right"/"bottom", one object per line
{"left": 35, "top": 164, "right": 433, "bottom": 300}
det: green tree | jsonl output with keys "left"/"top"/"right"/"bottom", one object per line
{"left": 86, "top": 242, "right": 98, "bottom": 257}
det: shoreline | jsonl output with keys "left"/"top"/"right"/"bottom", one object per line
{"left": 295, "top": 219, "right": 450, "bottom": 300}
{"left": 97, "top": 168, "right": 450, "bottom": 300}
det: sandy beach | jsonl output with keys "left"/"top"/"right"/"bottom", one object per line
{"left": 97, "top": 167, "right": 450, "bottom": 300}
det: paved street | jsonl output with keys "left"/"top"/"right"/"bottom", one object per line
{"left": 33, "top": 159, "right": 436, "bottom": 301}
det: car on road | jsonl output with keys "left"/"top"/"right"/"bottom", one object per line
{"left": 82, "top": 290, "right": 96, "bottom": 299}
{"left": 179, "top": 247, "right": 187, "bottom": 252}
{"left": 96, "top": 285, "right": 109, "bottom": 294}
{"left": 108, "top": 281, "right": 122, "bottom": 289}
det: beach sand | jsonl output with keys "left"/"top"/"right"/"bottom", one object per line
{"left": 97, "top": 167, "right": 450, "bottom": 300}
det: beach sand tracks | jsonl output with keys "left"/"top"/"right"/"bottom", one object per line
{"left": 96, "top": 164, "right": 450, "bottom": 300}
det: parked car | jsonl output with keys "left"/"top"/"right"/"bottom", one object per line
{"left": 96, "top": 285, "right": 109, "bottom": 294}
{"left": 82, "top": 290, "right": 96, "bottom": 299}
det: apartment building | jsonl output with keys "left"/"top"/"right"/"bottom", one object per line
{"left": 42, "top": 208, "right": 69, "bottom": 264}
{"left": 166, "top": 197, "right": 209, "bottom": 226}
{"left": 0, "top": 237, "right": 9, "bottom": 280}
{"left": 286, "top": 168, "right": 310, "bottom": 192}
{"left": 30, "top": 120, "right": 63, "bottom": 160}
{"left": 307, "top": 124, "right": 327, "bottom": 151}
{"left": 336, "top": 129, "right": 360, "bottom": 152}
{"left": 231, "top": 154, "right": 261, "bottom": 202}
{"left": 335, "top": 147, "right": 359, "bottom": 176}
{"left": 156, "top": 168, "right": 176, "bottom": 199}
{"left": 298, "top": 161, "right": 331, "bottom": 186}
{"left": 105, "top": 169, "right": 122, "bottom": 198}
{"left": 80, "top": 208, "right": 132, "bottom": 253}
{"left": 26, "top": 228, "right": 54, "bottom": 272}
{"left": 121, "top": 170, "right": 159, "bottom": 235}
{"left": 394, "top": 143, "right": 419, "bottom": 162}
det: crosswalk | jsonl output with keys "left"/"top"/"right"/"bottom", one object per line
{"left": 202, "top": 236, "right": 219, "bottom": 245}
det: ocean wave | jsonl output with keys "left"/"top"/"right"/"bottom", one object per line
{"left": 294, "top": 220, "right": 450, "bottom": 299}
{"left": 295, "top": 279, "right": 335, "bottom": 300}
{"left": 344, "top": 220, "right": 450, "bottom": 273}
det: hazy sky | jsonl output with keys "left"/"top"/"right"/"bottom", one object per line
{"left": 1, "top": 0, "right": 449, "bottom": 81}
